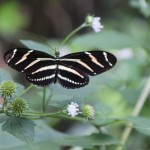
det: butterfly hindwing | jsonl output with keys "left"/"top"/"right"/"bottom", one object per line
{"left": 60, "top": 50, "right": 117, "bottom": 76}
{"left": 25, "top": 61, "right": 57, "bottom": 86}
{"left": 57, "top": 63, "right": 89, "bottom": 89}
{"left": 26, "top": 70, "right": 56, "bottom": 86}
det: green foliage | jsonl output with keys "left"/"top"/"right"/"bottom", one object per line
{"left": 70, "top": 30, "right": 139, "bottom": 50}
{"left": 0, "top": 120, "right": 119, "bottom": 149}
{"left": 0, "top": 1, "right": 27, "bottom": 36}
{"left": 58, "top": 133, "right": 119, "bottom": 148}
{"left": 126, "top": 116, "right": 150, "bottom": 135}
{"left": 130, "top": 0, "right": 150, "bottom": 17}
{"left": 0, "top": 69, "right": 12, "bottom": 83}
{"left": 2, "top": 117, "right": 35, "bottom": 143}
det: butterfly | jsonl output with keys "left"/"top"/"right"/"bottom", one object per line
{"left": 4, "top": 48, "right": 117, "bottom": 89}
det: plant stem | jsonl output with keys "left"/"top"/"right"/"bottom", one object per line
{"left": 42, "top": 87, "right": 46, "bottom": 112}
{"left": 19, "top": 84, "right": 34, "bottom": 97}
{"left": 24, "top": 110, "right": 88, "bottom": 122}
{"left": 58, "top": 23, "right": 87, "bottom": 50}
{"left": 116, "top": 75, "right": 150, "bottom": 150}
{"left": 37, "top": 35, "right": 55, "bottom": 53}
{"left": 45, "top": 87, "right": 53, "bottom": 109}
{"left": 24, "top": 111, "right": 62, "bottom": 117}
{"left": 2, "top": 96, "right": 7, "bottom": 109}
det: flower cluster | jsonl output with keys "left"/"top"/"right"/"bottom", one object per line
{"left": 67, "top": 102, "right": 79, "bottom": 117}
{"left": 66, "top": 102, "right": 95, "bottom": 120}
{"left": 3, "top": 97, "right": 28, "bottom": 116}
{"left": 0, "top": 80, "right": 28, "bottom": 116}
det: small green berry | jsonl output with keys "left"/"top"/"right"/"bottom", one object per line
{"left": 85, "top": 15, "right": 94, "bottom": 25}
{"left": 0, "top": 81, "right": 16, "bottom": 98}
{"left": 82, "top": 104, "right": 95, "bottom": 120}
{"left": 12, "top": 97, "right": 28, "bottom": 116}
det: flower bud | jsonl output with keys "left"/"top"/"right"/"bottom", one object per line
{"left": 0, "top": 81, "right": 16, "bottom": 98}
{"left": 82, "top": 104, "right": 95, "bottom": 120}
{"left": 11, "top": 97, "right": 28, "bottom": 116}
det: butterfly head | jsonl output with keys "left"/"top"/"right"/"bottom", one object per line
{"left": 55, "top": 51, "right": 60, "bottom": 58}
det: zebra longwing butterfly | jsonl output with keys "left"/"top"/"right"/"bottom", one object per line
{"left": 4, "top": 48, "right": 117, "bottom": 89}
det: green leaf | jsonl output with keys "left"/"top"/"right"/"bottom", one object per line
{"left": 92, "top": 116, "right": 119, "bottom": 126}
{"left": 49, "top": 78, "right": 102, "bottom": 100}
{"left": 130, "top": 0, "right": 150, "bottom": 17}
{"left": 0, "top": 69, "right": 12, "bottom": 83}
{"left": 55, "top": 133, "right": 119, "bottom": 148}
{"left": 2, "top": 117, "right": 36, "bottom": 143}
{"left": 119, "top": 88, "right": 140, "bottom": 102}
{"left": 0, "top": 114, "right": 8, "bottom": 124}
{"left": 71, "top": 30, "right": 138, "bottom": 50}
{"left": 15, "top": 83, "right": 25, "bottom": 95}
{"left": 0, "top": 120, "right": 119, "bottom": 149}
{"left": 126, "top": 116, "right": 150, "bottom": 136}
{"left": 0, "top": 120, "right": 60, "bottom": 150}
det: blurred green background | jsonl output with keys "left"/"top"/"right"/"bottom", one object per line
{"left": 0, "top": 0, "right": 150, "bottom": 150}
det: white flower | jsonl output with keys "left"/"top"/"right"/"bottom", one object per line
{"left": 85, "top": 15, "right": 103, "bottom": 32}
{"left": 67, "top": 102, "right": 79, "bottom": 117}
{"left": 92, "top": 17, "right": 103, "bottom": 32}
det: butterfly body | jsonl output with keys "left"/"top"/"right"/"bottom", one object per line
{"left": 4, "top": 48, "right": 117, "bottom": 89}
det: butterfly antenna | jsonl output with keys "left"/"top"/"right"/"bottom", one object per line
{"left": 37, "top": 35, "right": 55, "bottom": 53}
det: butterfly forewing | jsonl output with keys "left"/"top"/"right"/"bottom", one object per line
{"left": 57, "top": 63, "right": 89, "bottom": 89}
{"left": 4, "top": 48, "right": 56, "bottom": 86}
{"left": 61, "top": 51, "right": 117, "bottom": 76}
{"left": 4, "top": 48, "right": 55, "bottom": 74}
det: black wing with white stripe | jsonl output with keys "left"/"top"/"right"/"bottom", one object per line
{"left": 57, "top": 63, "right": 89, "bottom": 89}
{"left": 4, "top": 48, "right": 56, "bottom": 86}
{"left": 4, "top": 48, "right": 55, "bottom": 73}
{"left": 56, "top": 50, "right": 117, "bottom": 88}
{"left": 4, "top": 48, "right": 117, "bottom": 89}
{"left": 60, "top": 51, "right": 117, "bottom": 76}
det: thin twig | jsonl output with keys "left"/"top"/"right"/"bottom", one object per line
{"left": 42, "top": 87, "right": 46, "bottom": 112}
{"left": 116, "top": 75, "right": 150, "bottom": 150}
{"left": 58, "top": 23, "right": 87, "bottom": 51}
{"left": 45, "top": 87, "right": 53, "bottom": 110}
